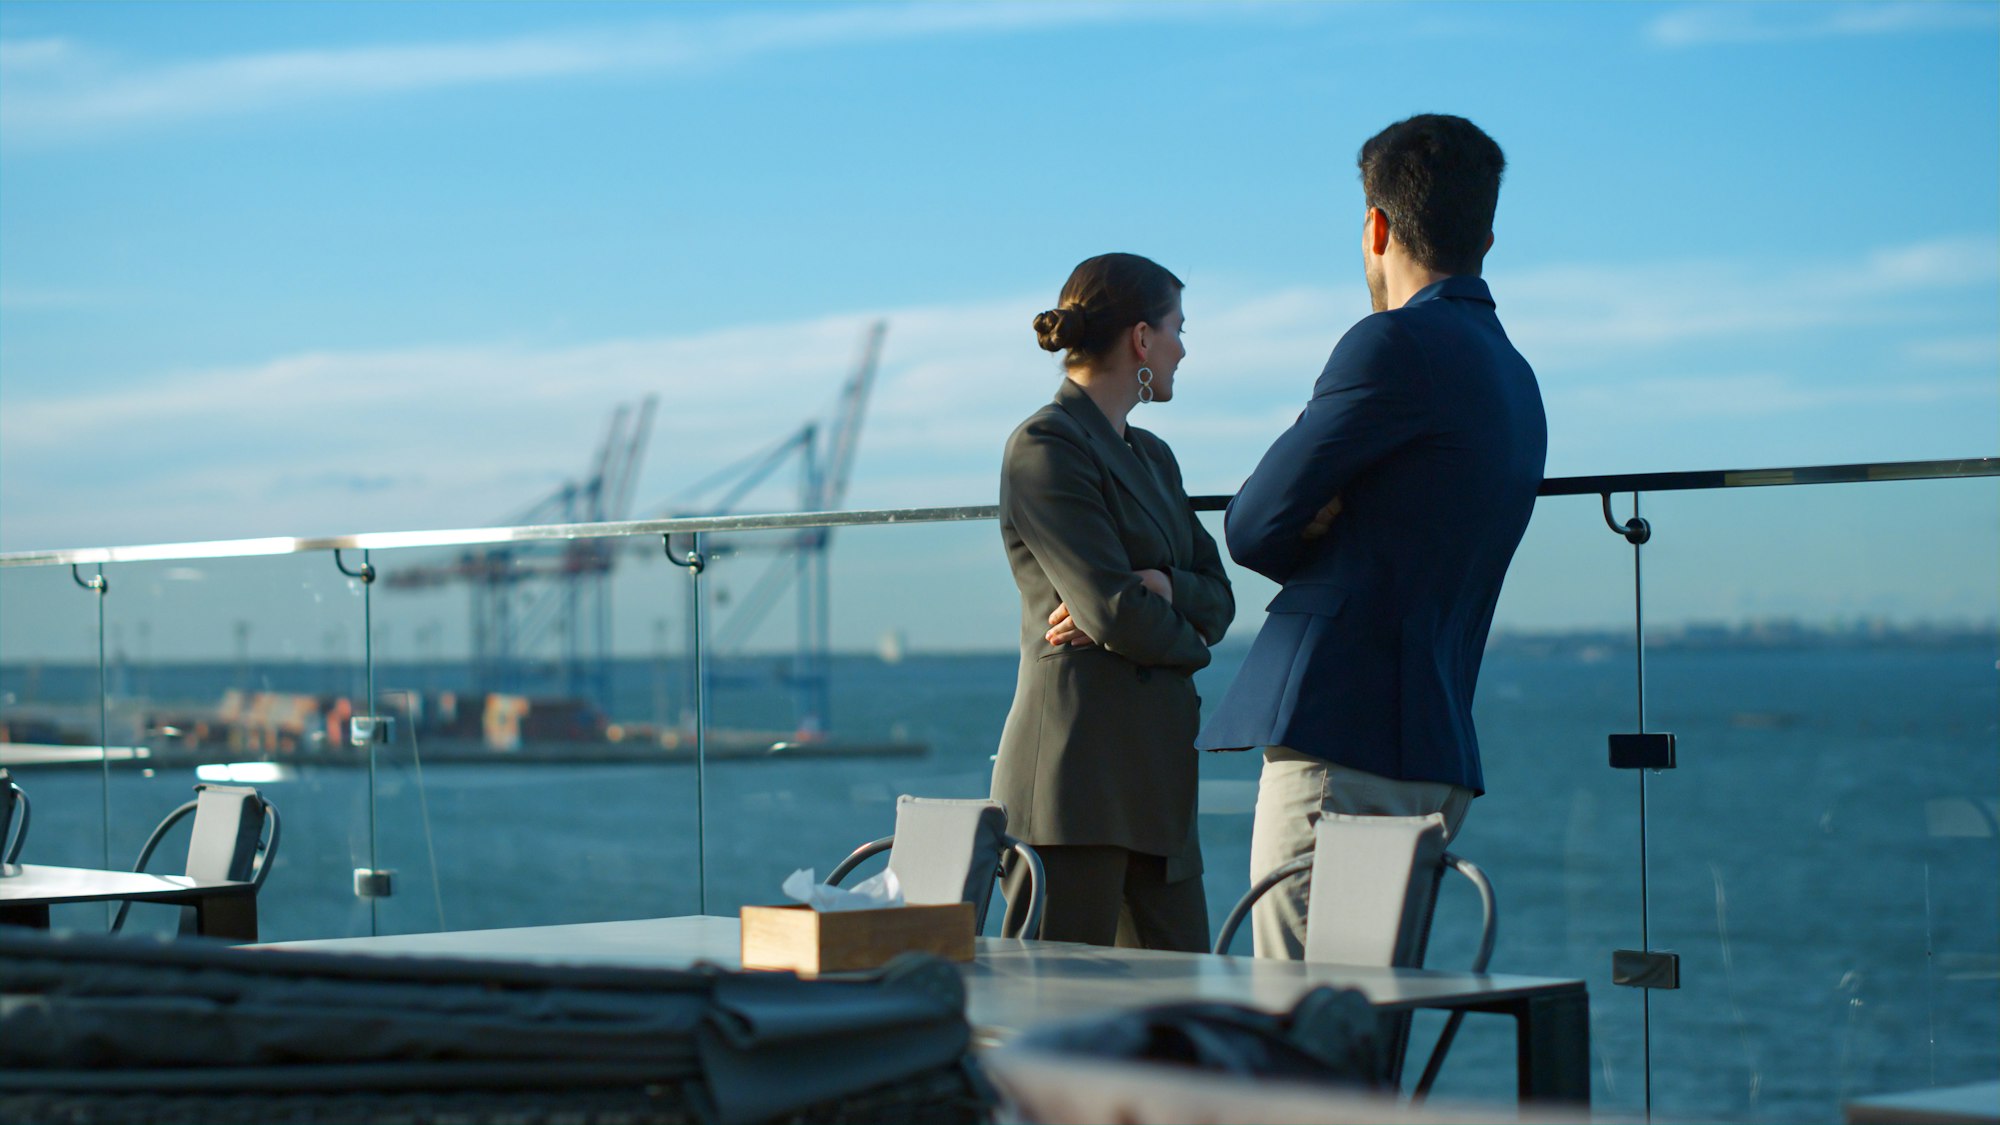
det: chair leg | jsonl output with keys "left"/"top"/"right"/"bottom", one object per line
{"left": 1379, "top": 1009, "right": 1414, "bottom": 1087}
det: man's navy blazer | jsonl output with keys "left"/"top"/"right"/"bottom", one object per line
{"left": 1195, "top": 277, "right": 1546, "bottom": 794}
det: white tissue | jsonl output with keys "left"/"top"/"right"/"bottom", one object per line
{"left": 781, "top": 867, "right": 904, "bottom": 912}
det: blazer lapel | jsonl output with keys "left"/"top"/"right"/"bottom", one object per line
{"left": 1054, "top": 380, "right": 1182, "bottom": 552}
{"left": 1137, "top": 440, "right": 1196, "bottom": 564}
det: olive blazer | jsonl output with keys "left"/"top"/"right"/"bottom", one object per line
{"left": 991, "top": 379, "right": 1235, "bottom": 864}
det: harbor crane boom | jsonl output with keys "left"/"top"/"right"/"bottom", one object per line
{"left": 380, "top": 321, "right": 886, "bottom": 738}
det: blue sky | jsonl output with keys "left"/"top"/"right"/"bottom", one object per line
{"left": 1, "top": 1, "right": 1995, "bottom": 658}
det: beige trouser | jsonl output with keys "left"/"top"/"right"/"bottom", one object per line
{"left": 1247, "top": 745, "right": 1473, "bottom": 960}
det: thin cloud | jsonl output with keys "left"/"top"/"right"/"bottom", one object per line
{"left": 0, "top": 4, "right": 1221, "bottom": 139}
{"left": 1647, "top": 2, "right": 1997, "bottom": 48}
{"left": 0, "top": 37, "right": 77, "bottom": 71}
{"left": 1546, "top": 371, "right": 1994, "bottom": 423}
{"left": 1902, "top": 333, "right": 2000, "bottom": 366}
{"left": 0, "top": 286, "right": 95, "bottom": 310}
{"left": 1498, "top": 234, "right": 1999, "bottom": 366}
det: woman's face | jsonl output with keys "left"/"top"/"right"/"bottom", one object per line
{"left": 1147, "top": 292, "right": 1186, "bottom": 404}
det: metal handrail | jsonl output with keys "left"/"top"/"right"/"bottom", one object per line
{"left": 0, "top": 456, "right": 1991, "bottom": 569}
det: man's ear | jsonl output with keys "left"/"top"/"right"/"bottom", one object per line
{"left": 1484, "top": 231, "right": 1495, "bottom": 255}
{"left": 1366, "top": 207, "right": 1391, "bottom": 256}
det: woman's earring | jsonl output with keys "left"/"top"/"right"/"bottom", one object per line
{"left": 1136, "top": 366, "right": 1154, "bottom": 404}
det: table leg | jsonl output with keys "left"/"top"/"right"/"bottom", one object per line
{"left": 190, "top": 894, "right": 258, "bottom": 941}
{"left": 1516, "top": 988, "right": 1591, "bottom": 1106}
{"left": 0, "top": 903, "right": 51, "bottom": 928}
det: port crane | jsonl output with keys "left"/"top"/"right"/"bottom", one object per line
{"left": 379, "top": 321, "right": 885, "bottom": 735}
{"left": 665, "top": 320, "right": 885, "bottom": 734}
{"left": 381, "top": 397, "right": 657, "bottom": 706}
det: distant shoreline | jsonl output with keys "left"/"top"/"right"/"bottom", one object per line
{"left": 2, "top": 620, "right": 1995, "bottom": 671}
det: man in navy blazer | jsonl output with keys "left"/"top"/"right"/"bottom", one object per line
{"left": 1196, "top": 115, "right": 1547, "bottom": 959}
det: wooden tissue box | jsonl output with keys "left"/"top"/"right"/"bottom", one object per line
{"left": 739, "top": 902, "right": 975, "bottom": 976}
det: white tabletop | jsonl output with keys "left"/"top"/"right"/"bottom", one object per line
{"left": 260, "top": 914, "right": 1584, "bottom": 1035}
{"left": 0, "top": 863, "right": 246, "bottom": 906}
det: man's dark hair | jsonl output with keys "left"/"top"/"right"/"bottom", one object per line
{"left": 1358, "top": 115, "right": 1506, "bottom": 275}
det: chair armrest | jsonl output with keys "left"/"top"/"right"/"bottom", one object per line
{"left": 1213, "top": 855, "right": 1315, "bottom": 956}
{"left": 825, "top": 835, "right": 894, "bottom": 887}
{"left": 1441, "top": 853, "right": 1496, "bottom": 973}
{"left": 111, "top": 800, "right": 200, "bottom": 933}
{"left": 252, "top": 801, "right": 281, "bottom": 890}
{"left": 4, "top": 783, "right": 27, "bottom": 865}
{"left": 1411, "top": 852, "right": 1500, "bottom": 1102}
{"left": 1003, "top": 838, "right": 1045, "bottom": 940}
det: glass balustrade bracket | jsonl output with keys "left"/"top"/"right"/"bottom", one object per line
{"left": 1613, "top": 949, "right": 1682, "bottom": 990}
{"left": 348, "top": 716, "right": 394, "bottom": 748}
{"left": 352, "top": 869, "right": 395, "bottom": 899}
{"left": 1608, "top": 733, "right": 1676, "bottom": 770}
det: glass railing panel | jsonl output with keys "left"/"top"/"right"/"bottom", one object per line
{"left": 690, "top": 499, "right": 1650, "bottom": 1106}
{"left": 1, "top": 563, "right": 111, "bottom": 910}
{"left": 1638, "top": 479, "right": 2000, "bottom": 1123}
{"left": 361, "top": 537, "right": 702, "bottom": 933}
{"left": 92, "top": 554, "right": 373, "bottom": 941}
{"left": 694, "top": 520, "right": 1022, "bottom": 924}
{"left": 1217, "top": 497, "right": 1651, "bottom": 1112}
{"left": 0, "top": 459, "right": 1981, "bottom": 1108}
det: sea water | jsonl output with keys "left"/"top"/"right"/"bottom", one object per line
{"left": 7, "top": 641, "right": 1996, "bottom": 1122}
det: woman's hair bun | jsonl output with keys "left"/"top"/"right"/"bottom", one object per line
{"left": 1033, "top": 305, "right": 1089, "bottom": 352}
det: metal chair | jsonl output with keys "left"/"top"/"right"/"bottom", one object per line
{"left": 827, "top": 795, "right": 1046, "bottom": 938}
{"left": 1213, "top": 812, "right": 1497, "bottom": 1100}
{"left": 0, "top": 769, "right": 27, "bottom": 865}
{"left": 110, "top": 783, "right": 281, "bottom": 934}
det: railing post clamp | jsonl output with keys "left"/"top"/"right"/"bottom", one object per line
{"left": 1601, "top": 492, "right": 1651, "bottom": 545}
{"left": 1609, "top": 732, "right": 1676, "bottom": 770}
{"left": 333, "top": 549, "right": 376, "bottom": 583}
{"left": 664, "top": 533, "right": 704, "bottom": 574}
{"left": 1613, "top": 949, "right": 1681, "bottom": 990}
{"left": 349, "top": 715, "right": 395, "bottom": 748}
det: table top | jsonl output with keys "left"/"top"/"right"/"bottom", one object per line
{"left": 260, "top": 915, "right": 1586, "bottom": 1033}
{"left": 0, "top": 863, "right": 251, "bottom": 907}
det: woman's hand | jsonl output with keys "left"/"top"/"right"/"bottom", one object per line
{"left": 1301, "top": 496, "right": 1343, "bottom": 541}
{"left": 1046, "top": 602, "right": 1096, "bottom": 647}
{"left": 1047, "top": 571, "right": 1174, "bottom": 647}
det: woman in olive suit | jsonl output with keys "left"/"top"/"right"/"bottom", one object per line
{"left": 992, "top": 253, "right": 1234, "bottom": 951}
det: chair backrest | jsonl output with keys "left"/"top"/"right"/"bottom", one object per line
{"left": 0, "top": 768, "right": 27, "bottom": 864}
{"left": 1302, "top": 813, "right": 1447, "bottom": 968}
{"left": 184, "top": 784, "right": 268, "bottom": 883}
{"left": 114, "top": 783, "right": 280, "bottom": 934}
{"left": 1211, "top": 812, "right": 1494, "bottom": 1097}
{"left": 884, "top": 796, "right": 1009, "bottom": 922}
